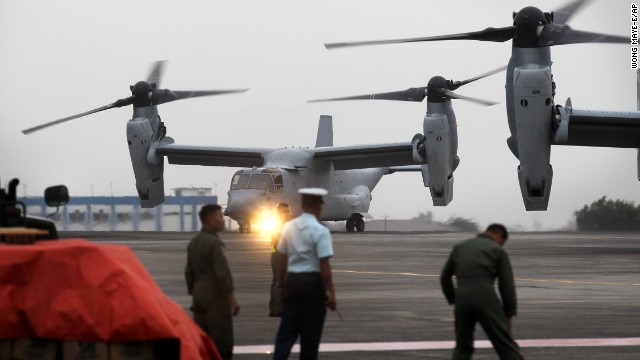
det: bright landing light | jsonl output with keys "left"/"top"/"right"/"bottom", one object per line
{"left": 256, "top": 210, "right": 279, "bottom": 234}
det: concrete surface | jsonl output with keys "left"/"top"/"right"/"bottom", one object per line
{"left": 59, "top": 231, "right": 640, "bottom": 359}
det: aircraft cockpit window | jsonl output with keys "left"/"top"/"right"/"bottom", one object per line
{"left": 274, "top": 175, "right": 284, "bottom": 193}
{"left": 230, "top": 174, "right": 250, "bottom": 190}
{"left": 248, "top": 174, "right": 274, "bottom": 192}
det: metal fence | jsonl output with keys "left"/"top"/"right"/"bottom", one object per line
{"left": 22, "top": 196, "right": 217, "bottom": 232}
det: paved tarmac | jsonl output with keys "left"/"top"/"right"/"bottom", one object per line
{"left": 60, "top": 230, "right": 640, "bottom": 359}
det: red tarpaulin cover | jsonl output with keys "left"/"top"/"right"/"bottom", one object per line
{"left": 0, "top": 239, "right": 220, "bottom": 360}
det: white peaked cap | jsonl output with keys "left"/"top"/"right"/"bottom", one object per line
{"left": 298, "top": 187, "right": 328, "bottom": 196}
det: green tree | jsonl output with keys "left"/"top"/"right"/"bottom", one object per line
{"left": 413, "top": 211, "right": 433, "bottom": 222}
{"left": 574, "top": 196, "right": 640, "bottom": 231}
{"left": 446, "top": 216, "right": 480, "bottom": 232}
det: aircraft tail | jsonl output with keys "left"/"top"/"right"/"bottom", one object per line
{"left": 315, "top": 115, "right": 333, "bottom": 147}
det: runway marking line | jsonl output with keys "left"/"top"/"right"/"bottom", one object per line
{"left": 234, "top": 337, "right": 640, "bottom": 354}
{"left": 517, "top": 277, "right": 640, "bottom": 287}
{"left": 334, "top": 270, "right": 640, "bottom": 286}
{"left": 334, "top": 270, "right": 438, "bottom": 277}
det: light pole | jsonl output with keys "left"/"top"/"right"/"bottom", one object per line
{"left": 384, "top": 213, "right": 388, "bottom": 232}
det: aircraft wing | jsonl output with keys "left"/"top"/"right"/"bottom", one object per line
{"left": 155, "top": 143, "right": 270, "bottom": 167}
{"left": 553, "top": 108, "right": 640, "bottom": 148}
{"left": 387, "top": 165, "right": 423, "bottom": 173}
{"left": 313, "top": 142, "right": 418, "bottom": 170}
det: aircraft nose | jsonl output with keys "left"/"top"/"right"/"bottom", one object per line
{"left": 225, "top": 190, "right": 268, "bottom": 220}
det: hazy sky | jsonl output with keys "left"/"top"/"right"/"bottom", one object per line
{"left": 0, "top": 0, "right": 635, "bottom": 230}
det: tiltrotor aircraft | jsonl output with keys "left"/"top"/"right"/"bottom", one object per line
{"left": 325, "top": 0, "right": 640, "bottom": 211}
{"left": 309, "top": 66, "right": 505, "bottom": 209}
{"left": 22, "top": 62, "right": 433, "bottom": 232}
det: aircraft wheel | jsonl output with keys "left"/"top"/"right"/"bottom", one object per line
{"left": 355, "top": 218, "right": 365, "bottom": 232}
{"left": 346, "top": 219, "right": 355, "bottom": 232}
{"left": 239, "top": 224, "right": 245, "bottom": 234}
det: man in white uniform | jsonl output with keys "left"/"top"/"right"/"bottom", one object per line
{"left": 272, "top": 188, "right": 336, "bottom": 360}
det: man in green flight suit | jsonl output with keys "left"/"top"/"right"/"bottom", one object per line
{"left": 186, "top": 204, "right": 241, "bottom": 360}
{"left": 440, "top": 224, "right": 524, "bottom": 360}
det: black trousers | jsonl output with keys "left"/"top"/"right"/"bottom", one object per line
{"left": 270, "top": 252, "right": 285, "bottom": 317}
{"left": 273, "top": 272, "right": 327, "bottom": 360}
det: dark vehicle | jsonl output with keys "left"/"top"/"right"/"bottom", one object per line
{"left": 0, "top": 178, "right": 69, "bottom": 240}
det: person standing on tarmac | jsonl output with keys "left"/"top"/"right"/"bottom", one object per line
{"left": 273, "top": 188, "right": 337, "bottom": 360}
{"left": 270, "top": 203, "right": 291, "bottom": 317}
{"left": 185, "top": 204, "right": 241, "bottom": 360}
{"left": 440, "top": 224, "right": 524, "bottom": 360}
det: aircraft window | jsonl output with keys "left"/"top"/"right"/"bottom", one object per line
{"left": 230, "top": 174, "right": 250, "bottom": 190}
{"left": 274, "top": 175, "right": 284, "bottom": 193}
{"left": 248, "top": 174, "right": 274, "bottom": 191}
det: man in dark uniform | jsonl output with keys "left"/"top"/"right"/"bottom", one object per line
{"left": 186, "top": 204, "right": 241, "bottom": 360}
{"left": 440, "top": 224, "right": 524, "bottom": 360}
{"left": 273, "top": 188, "right": 336, "bottom": 360}
{"left": 270, "top": 203, "right": 291, "bottom": 317}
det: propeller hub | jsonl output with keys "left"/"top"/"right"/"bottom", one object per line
{"left": 512, "top": 6, "right": 550, "bottom": 48}
{"left": 427, "top": 76, "right": 451, "bottom": 103}
{"left": 130, "top": 81, "right": 154, "bottom": 107}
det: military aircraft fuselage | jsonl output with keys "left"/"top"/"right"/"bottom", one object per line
{"left": 224, "top": 147, "right": 385, "bottom": 230}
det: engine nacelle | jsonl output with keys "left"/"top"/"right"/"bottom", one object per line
{"left": 127, "top": 113, "right": 171, "bottom": 208}
{"left": 423, "top": 114, "right": 453, "bottom": 206}
{"left": 513, "top": 65, "right": 554, "bottom": 210}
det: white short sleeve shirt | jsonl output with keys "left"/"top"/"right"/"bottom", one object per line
{"left": 277, "top": 212, "right": 333, "bottom": 273}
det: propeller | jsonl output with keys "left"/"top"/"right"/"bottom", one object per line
{"left": 146, "top": 60, "right": 166, "bottom": 88}
{"left": 22, "top": 61, "right": 249, "bottom": 135}
{"left": 325, "top": 26, "right": 517, "bottom": 49}
{"left": 552, "top": 0, "right": 590, "bottom": 25}
{"left": 324, "top": 0, "right": 628, "bottom": 50}
{"left": 308, "top": 66, "right": 506, "bottom": 107}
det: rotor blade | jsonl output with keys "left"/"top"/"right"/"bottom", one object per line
{"left": 552, "top": 0, "right": 591, "bottom": 25}
{"left": 146, "top": 60, "right": 166, "bottom": 87}
{"left": 450, "top": 65, "right": 508, "bottom": 90}
{"left": 537, "top": 25, "right": 630, "bottom": 46}
{"left": 154, "top": 88, "right": 249, "bottom": 105}
{"left": 325, "top": 26, "right": 517, "bottom": 49}
{"left": 22, "top": 96, "right": 135, "bottom": 135}
{"left": 442, "top": 89, "right": 498, "bottom": 107}
{"left": 308, "top": 87, "right": 428, "bottom": 103}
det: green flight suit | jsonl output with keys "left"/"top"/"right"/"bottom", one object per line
{"left": 440, "top": 234, "right": 524, "bottom": 360}
{"left": 185, "top": 230, "right": 235, "bottom": 360}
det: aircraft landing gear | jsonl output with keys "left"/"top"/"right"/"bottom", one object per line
{"left": 346, "top": 219, "right": 355, "bottom": 232}
{"left": 239, "top": 222, "right": 251, "bottom": 234}
{"left": 346, "top": 214, "right": 365, "bottom": 232}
